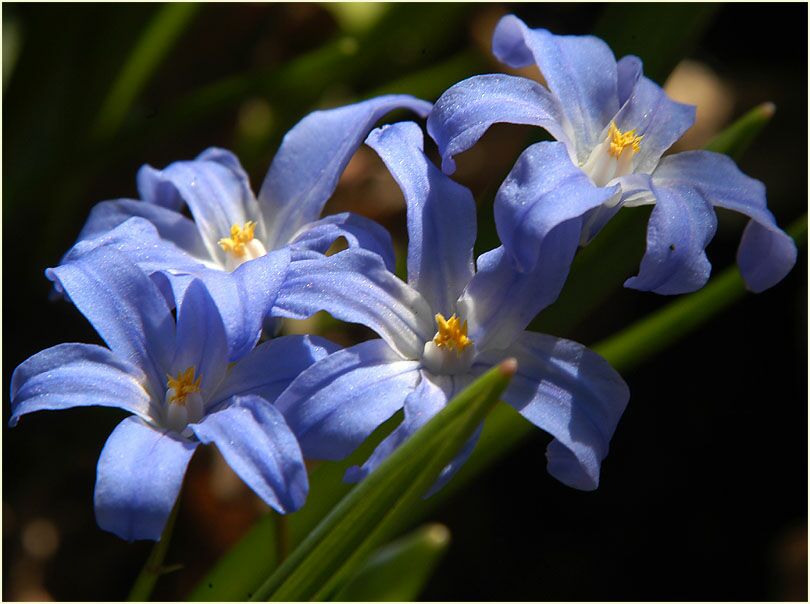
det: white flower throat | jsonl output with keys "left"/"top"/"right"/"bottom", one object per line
{"left": 164, "top": 366, "right": 204, "bottom": 432}
{"left": 422, "top": 313, "right": 475, "bottom": 375}
{"left": 581, "top": 122, "right": 643, "bottom": 188}
{"left": 218, "top": 221, "right": 268, "bottom": 271}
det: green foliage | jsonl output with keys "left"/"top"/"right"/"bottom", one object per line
{"left": 249, "top": 361, "right": 513, "bottom": 601}
{"left": 331, "top": 523, "right": 451, "bottom": 602}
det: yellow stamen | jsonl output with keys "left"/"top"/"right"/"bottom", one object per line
{"left": 607, "top": 122, "right": 643, "bottom": 158}
{"left": 166, "top": 367, "right": 202, "bottom": 406}
{"left": 218, "top": 221, "right": 257, "bottom": 257}
{"left": 432, "top": 313, "right": 472, "bottom": 356}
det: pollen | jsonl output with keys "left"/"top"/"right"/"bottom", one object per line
{"left": 218, "top": 221, "right": 257, "bottom": 257}
{"left": 166, "top": 367, "right": 202, "bottom": 406}
{"left": 433, "top": 313, "right": 473, "bottom": 356}
{"left": 607, "top": 122, "right": 642, "bottom": 158}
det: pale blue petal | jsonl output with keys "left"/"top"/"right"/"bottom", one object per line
{"left": 274, "top": 340, "right": 421, "bottom": 461}
{"left": 613, "top": 76, "right": 696, "bottom": 175}
{"left": 59, "top": 217, "right": 210, "bottom": 277}
{"left": 344, "top": 371, "right": 450, "bottom": 482}
{"left": 474, "top": 331, "right": 629, "bottom": 491}
{"left": 170, "top": 280, "right": 230, "bottom": 397}
{"left": 191, "top": 395, "right": 308, "bottom": 513}
{"left": 366, "top": 122, "right": 476, "bottom": 314}
{"left": 137, "top": 147, "right": 264, "bottom": 263}
{"left": 75, "top": 199, "right": 209, "bottom": 261}
{"left": 737, "top": 221, "right": 797, "bottom": 293}
{"left": 492, "top": 15, "right": 619, "bottom": 160}
{"left": 258, "top": 95, "right": 432, "bottom": 249}
{"left": 168, "top": 248, "right": 291, "bottom": 361}
{"left": 288, "top": 212, "right": 396, "bottom": 272}
{"left": 46, "top": 246, "right": 176, "bottom": 391}
{"left": 653, "top": 150, "right": 797, "bottom": 292}
{"left": 10, "top": 343, "right": 154, "bottom": 426}
{"left": 459, "top": 233, "right": 578, "bottom": 353}
{"left": 274, "top": 248, "right": 434, "bottom": 360}
{"left": 616, "top": 55, "right": 642, "bottom": 106}
{"left": 345, "top": 372, "right": 479, "bottom": 495}
{"left": 215, "top": 335, "right": 341, "bottom": 405}
{"left": 624, "top": 178, "right": 718, "bottom": 294}
{"left": 494, "top": 141, "right": 620, "bottom": 272}
{"left": 426, "top": 74, "right": 569, "bottom": 174}
{"left": 94, "top": 417, "right": 197, "bottom": 541}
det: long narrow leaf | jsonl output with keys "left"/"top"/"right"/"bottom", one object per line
{"left": 250, "top": 361, "right": 515, "bottom": 602}
{"left": 331, "top": 523, "right": 451, "bottom": 602}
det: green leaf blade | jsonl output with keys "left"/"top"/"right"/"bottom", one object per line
{"left": 251, "top": 360, "right": 515, "bottom": 602}
{"left": 331, "top": 523, "right": 451, "bottom": 602}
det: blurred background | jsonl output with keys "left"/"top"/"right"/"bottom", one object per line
{"left": 3, "top": 3, "right": 807, "bottom": 601}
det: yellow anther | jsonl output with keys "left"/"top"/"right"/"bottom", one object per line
{"left": 433, "top": 313, "right": 472, "bottom": 356}
{"left": 607, "top": 122, "right": 642, "bottom": 158}
{"left": 166, "top": 367, "right": 202, "bottom": 405}
{"left": 218, "top": 221, "right": 257, "bottom": 257}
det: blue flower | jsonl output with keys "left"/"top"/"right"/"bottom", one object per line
{"left": 427, "top": 15, "right": 797, "bottom": 295}
{"left": 272, "top": 122, "right": 629, "bottom": 492}
{"left": 60, "top": 95, "right": 431, "bottom": 359}
{"left": 10, "top": 247, "right": 339, "bottom": 541}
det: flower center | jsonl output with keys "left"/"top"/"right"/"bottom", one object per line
{"left": 165, "top": 367, "right": 204, "bottom": 433}
{"left": 433, "top": 313, "right": 472, "bottom": 355}
{"left": 581, "top": 122, "right": 643, "bottom": 188}
{"left": 217, "top": 221, "right": 268, "bottom": 271}
{"left": 166, "top": 367, "right": 201, "bottom": 406}
{"left": 218, "top": 221, "right": 258, "bottom": 258}
{"left": 606, "top": 122, "right": 642, "bottom": 158}
{"left": 422, "top": 313, "right": 475, "bottom": 376}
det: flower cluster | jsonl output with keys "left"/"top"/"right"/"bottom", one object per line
{"left": 10, "top": 15, "right": 795, "bottom": 542}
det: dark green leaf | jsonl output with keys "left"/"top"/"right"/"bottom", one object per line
{"left": 331, "top": 523, "right": 451, "bottom": 602}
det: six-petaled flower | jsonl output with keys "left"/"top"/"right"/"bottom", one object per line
{"left": 10, "top": 247, "right": 338, "bottom": 541}
{"left": 272, "top": 122, "right": 629, "bottom": 492}
{"left": 428, "top": 14, "right": 797, "bottom": 295}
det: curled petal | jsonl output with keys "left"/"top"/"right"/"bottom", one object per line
{"left": 274, "top": 340, "right": 421, "bottom": 461}
{"left": 289, "top": 212, "right": 396, "bottom": 272}
{"left": 474, "top": 332, "right": 629, "bottom": 491}
{"left": 366, "top": 122, "right": 476, "bottom": 314}
{"left": 191, "top": 396, "right": 308, "bottom": 514}
{"left": 492, "top": 15, "right": 619, "bottom": 160}
{"left": 653, "top": 151, "right": 797, "bottom": 292}
{"left": 494, "top": 141, "right": 620, "bottom": 272}
{"left": 10, "top": 343, "right": 154, "bottom": 426}
{"left": 258, "top": 95, "right": 432, "bottom": 249}
{"left": 427, "top": 74, "right": 568, "bottom": 174}
{"left": 624, "top": 178, "right": 718, "bottom": 295}
{"left": 94, "top": 417, "right": 197, "bottom": 541}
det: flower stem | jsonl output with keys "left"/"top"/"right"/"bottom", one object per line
{"left": 126, "top": 499, "right": 181, "bottom": 602}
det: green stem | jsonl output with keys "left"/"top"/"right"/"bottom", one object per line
{"left": 127, "top": 499, "right": 181, "bottom": 602}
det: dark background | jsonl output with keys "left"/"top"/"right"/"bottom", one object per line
{"left": 3, "top": 3, "right": 807, "bottom": 601}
